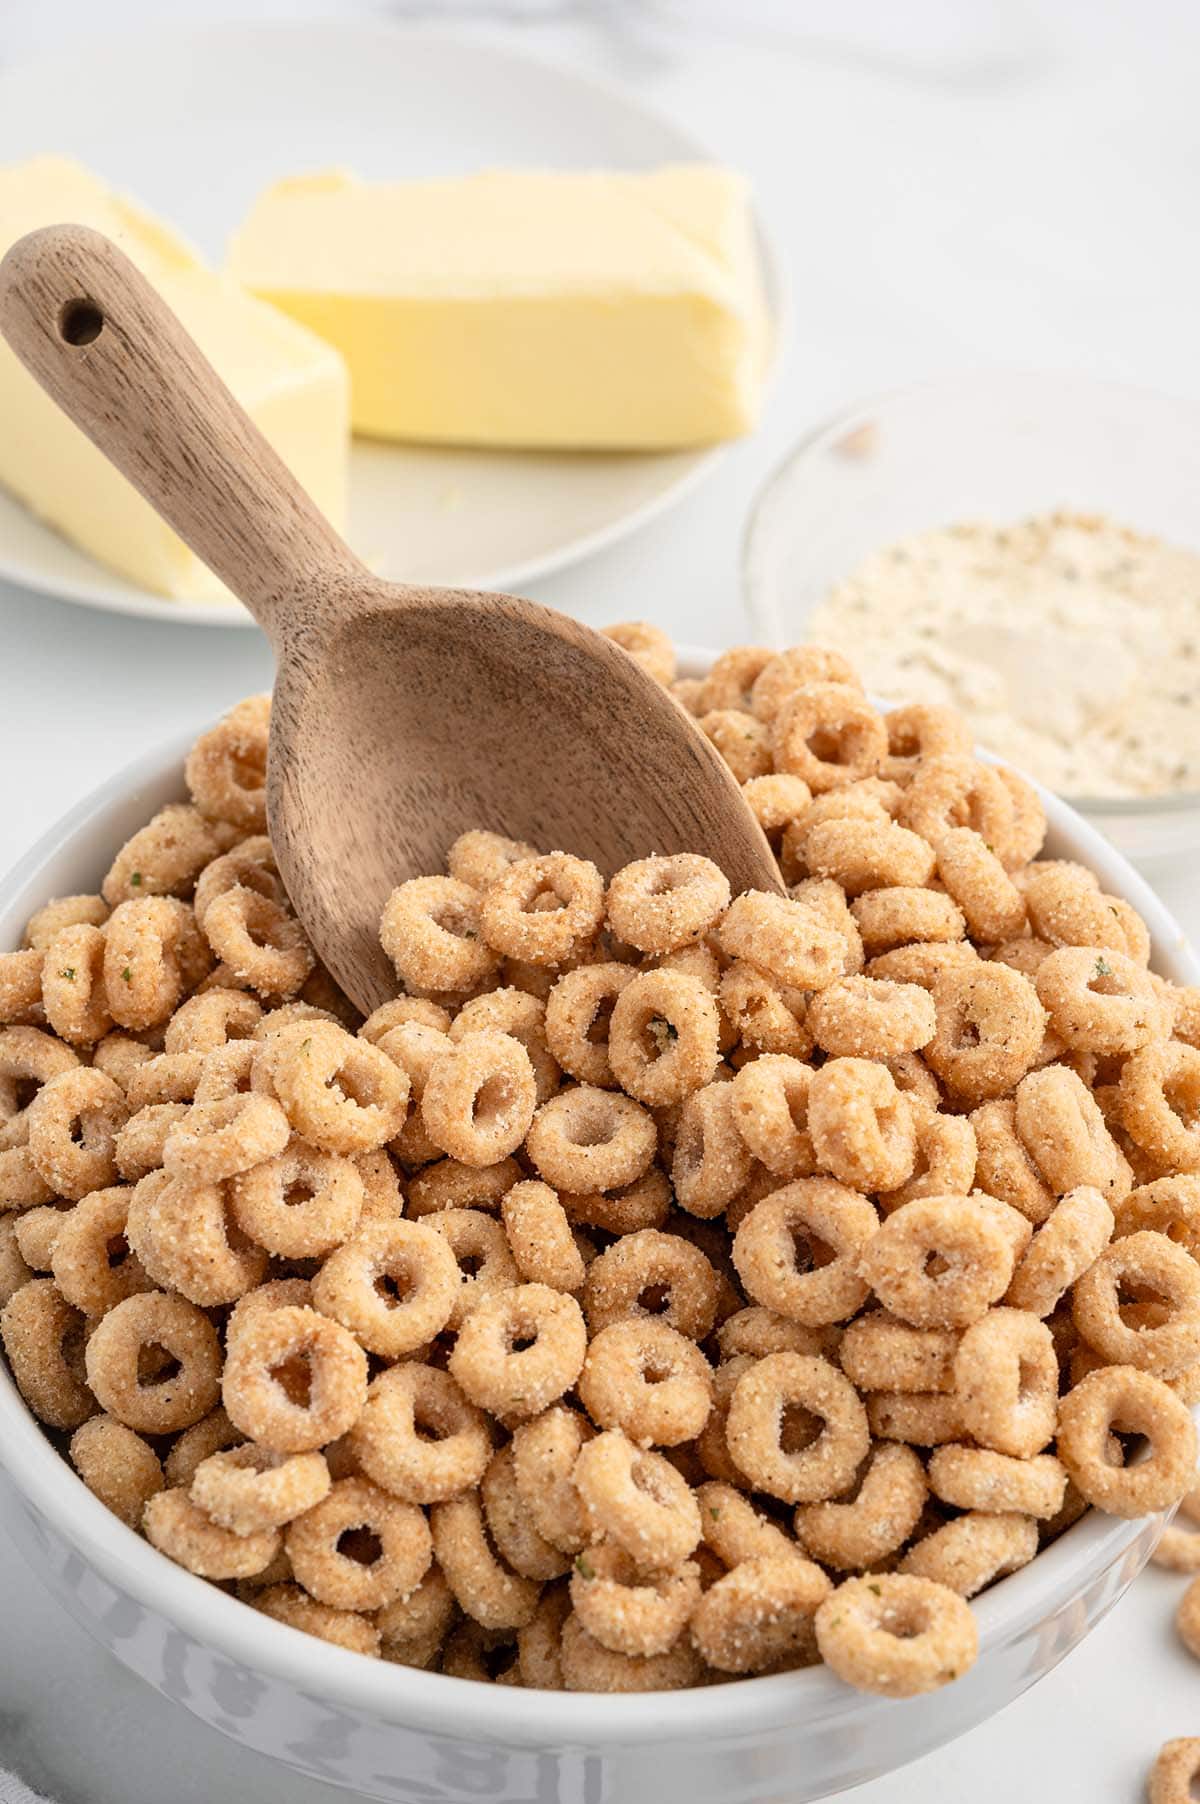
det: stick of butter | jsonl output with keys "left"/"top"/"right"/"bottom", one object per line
{"left": 228, "top": 165, "right": 768, "bottom": 451}
{"left": 0, "top": 156, "right": 349, "bottom": 602}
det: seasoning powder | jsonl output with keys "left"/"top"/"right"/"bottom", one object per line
{"left": 807, "top": 512, "right": 1200, "bottom": 798}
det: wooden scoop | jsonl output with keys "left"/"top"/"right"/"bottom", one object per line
{"left": 0, "top": 225, "right": 782, "bottom": 1010}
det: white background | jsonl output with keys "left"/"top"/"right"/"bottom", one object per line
{"left": 2, "top": 3, "right": 1200, "bottom": 1801}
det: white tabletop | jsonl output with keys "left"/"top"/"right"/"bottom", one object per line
{"left": 2, "top": 4, "right": 1200, "bottom": 1801}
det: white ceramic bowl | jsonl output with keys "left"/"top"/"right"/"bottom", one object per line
{"left": 1, "top": 652, "right": 1197, "bottom": 1804}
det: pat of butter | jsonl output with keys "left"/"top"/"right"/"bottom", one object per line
{"left": 0, "top": 156, "right": 349, "bottom": 602}
{"left": 228, "top": 165, "right": 767, "bottom": 451}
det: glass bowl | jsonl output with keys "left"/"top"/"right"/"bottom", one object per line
{"left": 741, "top": 373, "right": 1200, "bottom": 863}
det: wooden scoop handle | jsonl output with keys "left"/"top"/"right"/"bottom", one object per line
{"left": 0, "top": 224, "right": 360, "bottom": 639}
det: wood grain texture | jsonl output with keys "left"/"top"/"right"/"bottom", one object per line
{"left": 0, "top": 225, "right": 354, "bottom": 633}
{"left": 0, "top": 226, "right": 784, "bottom": 1010}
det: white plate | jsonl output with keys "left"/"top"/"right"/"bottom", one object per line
{"left": 0, "top": 20, "right": 783, "bottom": 628}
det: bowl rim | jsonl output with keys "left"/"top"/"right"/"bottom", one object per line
{"left": 1, "top": 652, "right": 1197, "bottom": 1748}
{"left": 738, "top": 369, "right": 1200, "bottom": 821}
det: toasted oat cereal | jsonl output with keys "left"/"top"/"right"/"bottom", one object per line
{"left": 580, "top": 1318, "right": 713, "bottom": 1446}
{"left": 3, "top": 642, "right": 1197, "bottom": 1701}
{"left": 795, "top": 1442, "right": 927, "bottom": 1571}
{"left": 691, "top": 1552, "right": 828, "bottom": 1672}
{"left": 601, "top": 621, "right": 675, "bottom": 687}
{"left": 574, "top": 1431, "right": 701, "bottom": 1568}
{"left": 899, "top": 1511, "right": 1037, "bottom": 1598}
{"left": 1148, "top": 1739, "right": 1200, "bottom": 1804}
{"left": 1056, "top": 1365, "right": 1197, "bottom": 1515}
{"left": 69, "top": 1413, "right": 164, "bottom": 1528}
{"left": 814, "top": 1573, "right": 977, "bottom": 1697}
{"left": 570, "top": 1540, "right": 701, "bottom": 1658}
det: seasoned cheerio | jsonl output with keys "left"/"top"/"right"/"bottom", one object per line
{"left": 4, "top": 626, "right": 1200, "bottom": 1701}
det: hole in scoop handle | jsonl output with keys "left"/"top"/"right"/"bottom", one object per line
{"left": 0, "top": 223, "right": 359, "bottom": 638}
